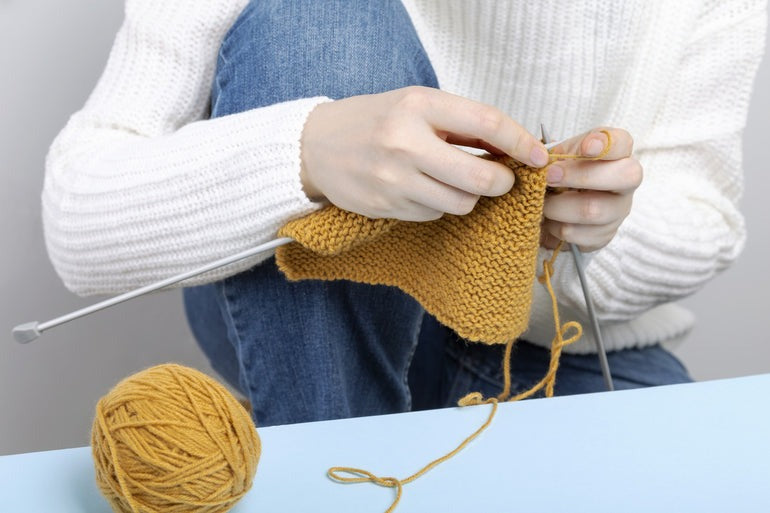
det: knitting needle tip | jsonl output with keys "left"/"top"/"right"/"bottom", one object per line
{"left": 540, "top": 124, "right": 564, "bottom": 149}
{"left": 12, "top": 322, "right": 41, "bottom": 344}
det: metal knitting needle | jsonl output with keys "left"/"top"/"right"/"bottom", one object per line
{"left": 541, "top": 124, "right": 614, "bottom": 391}
{"left": 14, "top": 136, "right": 610, "bottom": 350}
{"left": 12, "top": 237, "right": 294, "bottom": 344}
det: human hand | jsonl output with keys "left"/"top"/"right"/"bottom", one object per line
{"left": 299, "top": 86, "right": 549, "bottom": 221}
{"left": 540, "top": 128, "right": 642, "bottom": 252}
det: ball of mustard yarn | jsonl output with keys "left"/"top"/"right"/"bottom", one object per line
{"left": 91, "top": 363, "right": 260, "bottom": 513}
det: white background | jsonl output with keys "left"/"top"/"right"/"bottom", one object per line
{"left": 1, "top": 1, "right": 768, "bottom": 455}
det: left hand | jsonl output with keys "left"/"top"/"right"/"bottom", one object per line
{"left": 540, "top": 128, "right": 642, "bottom": 252}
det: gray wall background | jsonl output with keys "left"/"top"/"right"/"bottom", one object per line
{"left": 1, "top": 1, "right": 768, "bottom": 456}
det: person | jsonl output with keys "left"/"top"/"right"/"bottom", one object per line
{"left": 42, "top": 0, "right": 767, "bottom": 425}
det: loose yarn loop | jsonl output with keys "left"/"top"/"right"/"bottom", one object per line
{"left": 91, "top": 364, "right": 260, "bottom": 513}
{"left": 326, "top": 133, "right": 612, "bottom": 513}
{"left": 328, "top": 399, "right": 499, "bottom": 513}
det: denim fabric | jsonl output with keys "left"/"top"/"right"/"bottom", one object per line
{"left": 409, "top": 315, "right": 692, "bottom": 410}
{"left": 211, "top": 0, "right": 439, "bottom": 111}
{"left": 184, "top": 0, "right": 692, "bottom": 427}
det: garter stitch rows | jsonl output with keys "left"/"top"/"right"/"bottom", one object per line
{"left": 277, "top": 156, "right": 545, "bottom": 344}
{"left": 277, "top": 134, "right": 611, "bottom": 345}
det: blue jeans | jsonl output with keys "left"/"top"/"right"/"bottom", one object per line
{"left": 183, "top": 0, "right": 691, "bottom": 427}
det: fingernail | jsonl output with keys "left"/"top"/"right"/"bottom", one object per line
{"left": 586, "top": 138, "right": 604, "bottom": 157}
{"left": 530, "top": 145, "right": 549, "bottom": 167}
{"left": 546, "top": 164, "right": 563, "bottom": 185}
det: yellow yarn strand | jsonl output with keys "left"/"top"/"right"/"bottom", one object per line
{"left": 549, "top": 129, "right": 613, "bottom": 160}
{"left": 496, "top": 338, "right": 517, "bottom": 401}
{"left": 328, "top": 398, "right": 498, "bottom": 513}
{"left": 507, "top": 241, "right": 583, "bottom": 401}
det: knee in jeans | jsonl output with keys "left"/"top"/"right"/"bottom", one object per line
{"left": 213, "top": 0, "right": 437, "bottom": 116}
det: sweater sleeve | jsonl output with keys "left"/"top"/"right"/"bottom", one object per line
{"left": 525, "top": 0, "right": 767, "bottom": 349}
{"left": 42, "top": 0, "right": 328, "bottom": 296}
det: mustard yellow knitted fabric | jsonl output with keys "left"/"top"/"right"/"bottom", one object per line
{"left": 277, "top": 155, "right": 545, "bottom": 344}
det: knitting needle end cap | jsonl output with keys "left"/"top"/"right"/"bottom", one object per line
{"left": 12, "top": 322, "right": 40, "bottom": 344}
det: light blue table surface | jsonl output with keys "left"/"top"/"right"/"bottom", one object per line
{"left": 2, "top": 374, "right": 769, "bottom": 512}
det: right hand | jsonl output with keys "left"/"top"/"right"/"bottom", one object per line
{"left": 299, "top": 86, "right": 549, "bottom": 221}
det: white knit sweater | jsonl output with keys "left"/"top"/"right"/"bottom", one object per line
{"left": 43, "top": 0, "right": 767, "bottom": 353}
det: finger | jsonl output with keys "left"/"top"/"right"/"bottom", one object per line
{"left": 413, "top": 139, "right": 516, "bottom": 197}
{"left": 542, "top": 190, "right": 632, "bottom": 226}
{"left": 545, "top": 157, "right": 643, "bottom": 194}
{"left": 405, "top": 173, "right": 481, "bottom": 216}
{"left": 549, "top": 127, "right": 634, "bottom": 161}
{"left": 343, "top": 183, "right": 445, "bottom": 222}
{"left": 443, "top": 134, "right": 506, "bottom": 155}
{"left": 541, "top": 218, "right": 622, "bottom": 252}
{"left": 397, "top": 201, "right": 445, "bottom": 222}
{"left": 368, "top": 197, "right": 444, "bottom": 222}
{"left": 411, "top": 87, "right": 549, "bottom": 167}
{"left": 539, "top": 229, "right": 561, "bottom": 250}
